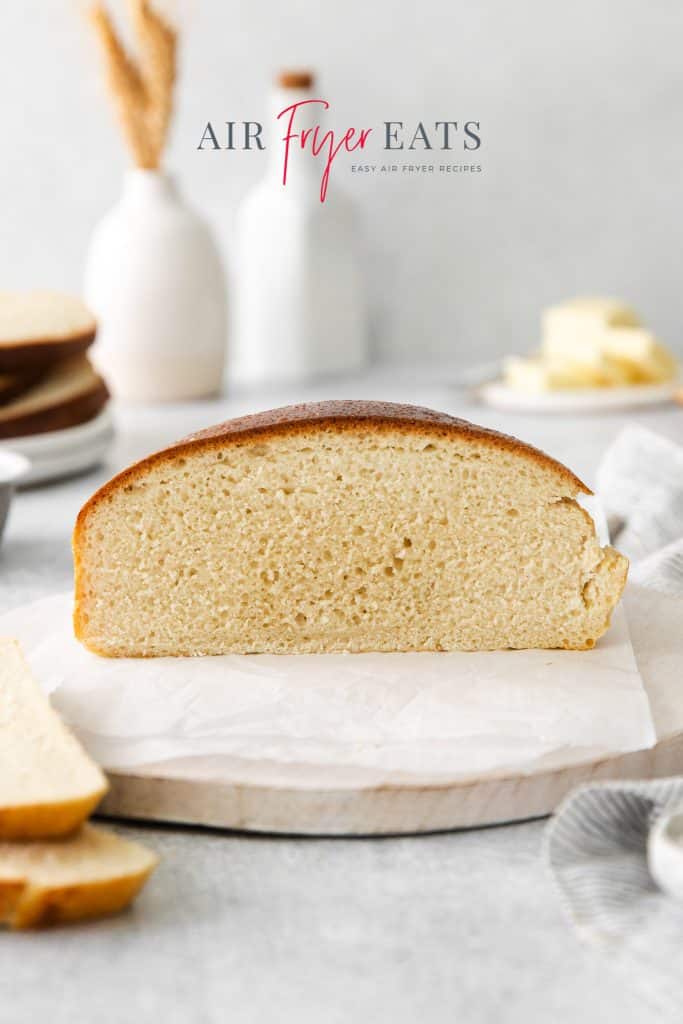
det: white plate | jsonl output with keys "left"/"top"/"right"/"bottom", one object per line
{"left": 0, "top": 407, "right": 115, "bottom": 485}
{"left": 478, "top": 380, "right": 680, "bottom": 414}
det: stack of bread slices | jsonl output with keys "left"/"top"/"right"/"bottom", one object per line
{"left": 0, "top": 291, "right": 108, "bottom": 440}
{"left": 0, "top": 638, "right": 157, "bottom": 928}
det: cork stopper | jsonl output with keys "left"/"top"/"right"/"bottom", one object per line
{"left": 277, "top": 70, "right": 314, "bottom": 90}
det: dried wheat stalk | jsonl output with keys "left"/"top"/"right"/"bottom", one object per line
{"left": 89, "top": 1, "right": 177, "bottom": 169}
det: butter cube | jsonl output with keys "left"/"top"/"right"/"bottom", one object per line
{"left": 601, "top": 328, "right": 678, "bottom": 383}
{"left": 543, "top": 296, "right": 640, "bottom": 345}
{"left": 542, "top": 297, "right": 640, "bottom": 363}
{"left": 506, "top": 298, "right": 678, "bottom": 393}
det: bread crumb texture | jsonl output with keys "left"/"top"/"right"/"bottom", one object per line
{"left": 0, "top": 639, "right": 107, "bottom": 839}
{"left": 73, "top": 402, "right": 628, "bottom": 655}
{"left": 0, "top": 824, "right": 158, "bottom": 929}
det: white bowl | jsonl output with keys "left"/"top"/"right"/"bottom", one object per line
{"left": 0, "top": 451, "right": 31, "bottom": 546}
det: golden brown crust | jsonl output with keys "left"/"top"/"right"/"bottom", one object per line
{"left": 0, "top": 328, "right": 96, "bottom": 373}
{"left": 0, "top": 863, "right": 157, "bottom": 929}
{"left": 77, "top": 400, "right": 590, "bottom": 522}
{"left": 0, "top": 375, "right": 108, "bottom": 440}
{"left": 0, "top": 824, "right": 159, "bottom": 929}
{"left": 0, "top": 790, "right": 108, "bottom": 842}
{"left": 0, "top": 366, "right": 47, "bottom": 404}
{"left": 0, "top": 879, "right": 24, "bottom": 923}
{"left": 143, "top": 401, "right": 588, "bottom": 495}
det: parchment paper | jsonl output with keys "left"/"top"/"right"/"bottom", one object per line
{"left": 0, "top": 591, "right": 655, "bottom": 785}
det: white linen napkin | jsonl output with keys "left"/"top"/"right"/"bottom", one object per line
{"left": 596, "top": 426, "right": 683, "bottom": 590}
{"left": 546, "top": 426, "right": 683, "bottom": 1005}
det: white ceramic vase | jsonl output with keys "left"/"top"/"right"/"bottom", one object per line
{"left": 84, "top": 169, "right": 227, "bottom": 401}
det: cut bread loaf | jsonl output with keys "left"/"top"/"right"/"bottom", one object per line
{"left": 73, "top": 401, "right": 628, "bottom": 656}
{"left": 0, "top": 824, "right": 158, "bottom": 929}
{"left": 0, "top": 639, "right": 107, "bottom": 839}
{"left": 0, "top": 291, "right": 96, "bottom": 372}
{"left": 0, "top": 355, "right": 108, "bottom": 439}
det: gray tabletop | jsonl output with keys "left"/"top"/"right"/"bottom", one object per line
{"left": 2, "top": 367, "right": 682, "bottom": 1023}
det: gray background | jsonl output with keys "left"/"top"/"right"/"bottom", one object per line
{"left": 1, "top": 820, "right": 670, "bottom": 1024}
{"left": 2, "top": 0, "right": 682, "bottom": 363}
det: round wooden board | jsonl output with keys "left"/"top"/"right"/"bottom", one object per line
{"left": 98, "top": 730, "right": 683, "bottom": 835}
{"left": 3, "top": 585, "right": 680, "bottom": 836}
{"left": 97, "top": 584, "right": 683, "bottom": 834}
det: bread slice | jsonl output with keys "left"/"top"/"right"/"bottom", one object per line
{"left": 73, "top": 401, "right": 628, "bottom": 655}
{"left": 0, "top": 366, "right": 47, "bottom": 404}
{"left": 0, "top": 291, "right": 96, "bottom": 372}
{"left": 0, "top": 639, "right": 108, "bottom": 839}
{"left": 0, "top": 355, "right": 108, "bottom": 439}
{"left": 0, "top": 824, "right": 158, "bottom": 929}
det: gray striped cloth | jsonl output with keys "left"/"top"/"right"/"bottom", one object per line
{"left": 544, "top": 427, "right": 683, "bottom": 1009}
{"left": 545, "top": 779, "right": 683, "bottom": 1013}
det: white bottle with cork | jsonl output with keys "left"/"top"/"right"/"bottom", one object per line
{"left": 232, "top": 71, "right": 366, "bottom": 386}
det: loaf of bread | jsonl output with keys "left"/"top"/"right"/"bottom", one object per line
{"left": 73, "top": 401, "right": 628, "bottom": 656}
{"left": 0, "top": 639, "right": 107, "bottom": 839}
{"left": 0, "top": 291, "right": 96, "bottom": 372}
{"left": 0, "top": 824, "right": 158, "bottom": 929}
{"left": 0, "top": 355, "right": 108, "bottom": 439}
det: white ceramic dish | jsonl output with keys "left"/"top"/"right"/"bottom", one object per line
{"left": 0, "top": 450, "right": 31, "bottom": 545}
{"left": 478, "top": 379, "right": 680, "bottom": 414}
{"left": 0, "top": 407, "right": 115, "bottom": 486}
